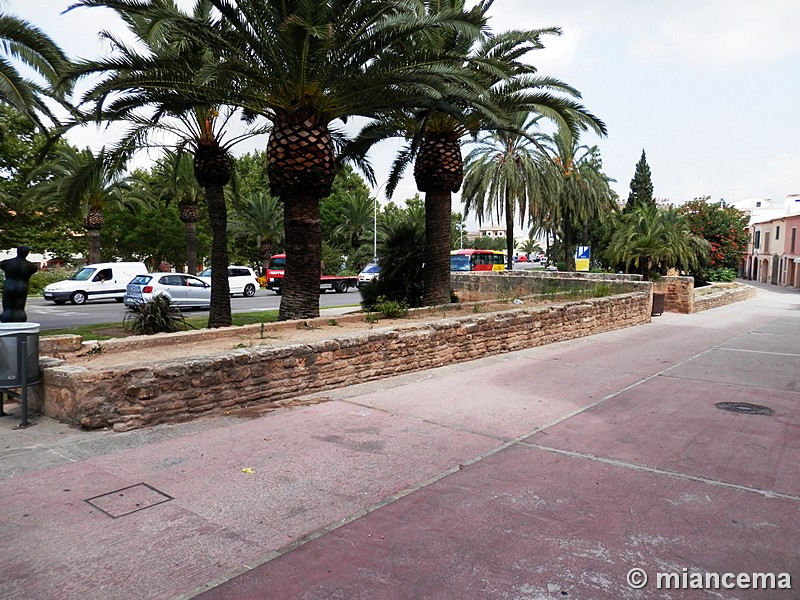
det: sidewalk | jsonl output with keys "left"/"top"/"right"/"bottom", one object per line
{"left": 1, "top": 282, "right": 798, "bottom": 599}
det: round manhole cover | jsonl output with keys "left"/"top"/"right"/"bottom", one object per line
{"left": 715, "top": 402, "right": 774, "bottom": 416}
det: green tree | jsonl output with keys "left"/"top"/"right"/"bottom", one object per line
{"left": 69, "top": 0, "right": 265, "bottom": 327}
{"left": 541, "top": 127, "right": 617, "bottom": 271}
{"left": 462, "top": 113, "right": 554, "bottom": 270}
{"left": 0, "top": 105, "right": 82, "bottom": 258}
{"left": 104, "top": 0, "right": 488, "bottom": 320}
{"left": 679, "top": 198, "right": 749, "bottom": 280}
{"left": 27, "top": 146, "right": 132, "bottom": 264}
{"left": 624, "top": 149, "right": 655, "bottom": 213}
{"left": 604, "top": 204, "right": 710, "bottom": 280}
{"left": 228, "top": 191, "right": 283, "bottom": 272}
{"left": 147, "top": 150, "right": 206, "bottom": 274}
{"left": 0, "top": 10, "right": 71, "bottom": 130}
{"left": 351, "top": 4, "right": 605, "bottom": 305}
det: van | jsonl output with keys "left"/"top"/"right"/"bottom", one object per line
{"left": 43, "top": 262, "right": 147, "bottom": 305}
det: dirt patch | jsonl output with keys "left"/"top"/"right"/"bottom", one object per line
{"left": 63, "top": 300, "right": 538, "bottom": 370}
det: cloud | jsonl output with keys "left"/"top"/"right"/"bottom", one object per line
{"left": 631, "top": 0, "right": 800, "bottom": 68}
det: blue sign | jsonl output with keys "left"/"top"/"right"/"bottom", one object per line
{"left": 575, "top": 246, "right": 590, "bottom": 259}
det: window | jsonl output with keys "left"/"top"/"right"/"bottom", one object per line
{"left": 755, "top": 201, "right": 762, "bottom": 207}
{"left": 792, "top": 228, "right": 797, "bottom": 254}
{"left": 754, "top": 230, "right": 761, "bottom": 249}
{"left": 776, "top": 226, "right": 781, "bottom": 240}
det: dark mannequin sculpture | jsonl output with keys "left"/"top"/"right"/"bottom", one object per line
{"left": 1, "top": 246, "right": 39, "bottom": 323}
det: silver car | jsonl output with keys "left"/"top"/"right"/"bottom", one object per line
{"left": 124, "top": 273, "right": 211, "bottom": 309}
{"left": 197, "top": 265, "right": 260, "bottom": 297}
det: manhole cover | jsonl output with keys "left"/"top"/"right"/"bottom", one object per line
{"left": 85, "top": 483, "right": 173, "bottom": 518}
{"left": 715, "top": 402, "right": 774, "bottom": 416}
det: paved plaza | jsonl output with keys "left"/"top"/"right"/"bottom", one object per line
{"left": 1, "top": 281, "right": 798, "bottom": 599}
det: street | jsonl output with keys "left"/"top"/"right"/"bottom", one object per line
{"left": 24, "top": 289, "right": 363, "bottom": 331}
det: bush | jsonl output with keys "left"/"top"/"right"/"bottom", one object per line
{"left": 374, "top": 296, "right": 408, "bottom": 318}
{"left": 123, "top": 295, "right": 191, "bottom": 335}
{"left": 700, "top": 267, "right": 737, "bottom": 283}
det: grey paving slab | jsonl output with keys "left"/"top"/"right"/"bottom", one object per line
{"left": 662, "top": 347, "right": 800, "bottom": 392}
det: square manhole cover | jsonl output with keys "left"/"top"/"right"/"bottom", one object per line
{"left": 85, "top": 483, "right": 173, "bottom": 518}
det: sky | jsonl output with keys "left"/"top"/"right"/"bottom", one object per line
{"left": 6, "top": 0, "right": 800, "bottom": 229}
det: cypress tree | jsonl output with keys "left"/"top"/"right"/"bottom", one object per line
{"left": 625, "top": 150, "right": 655, "bottom": 212}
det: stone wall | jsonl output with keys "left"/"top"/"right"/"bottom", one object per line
{"left": 41, "top": 292, "right": 651, "bottom": 432}
{"left": 693, "top": 283, "right": 757, "bottom": 312}
{"left": 652, "top": 276, "right": 694, "bottom": 313}
{"left": 451, "top": 270, "right": 645, "bottom": 302}
{"left": 651, "top": 277, "right": 757, "bottom": 313}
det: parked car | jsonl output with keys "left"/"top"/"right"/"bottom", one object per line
{"left": 357, "top": 262, "right": 382, "bottom": 288}
{"left": 197, "top": 265, "right": 260, "bottom": 297}
{"left": 43, "top": 262, "right": 146, "bottom": 305}
{"left": 124, "top": 273, "right": 211, "bottom": 309}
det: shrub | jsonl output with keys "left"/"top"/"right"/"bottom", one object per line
{"left": 374, "top": 296, "right": 408, "bottom": 318}
{"left": 123, "top": 295, "right": 190, "bottom": 335}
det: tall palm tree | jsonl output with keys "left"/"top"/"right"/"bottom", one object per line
{"left": 228, "top": 190, "right": 283, "bottom": 273}
{"left": 0, "top": 11, "right": 71, "bottom": 130}
{"left": 350, "top": 3, "right": 606, "bottom": 305}
{"left": 462, "top": 113, "right": 556, "bottom": 270}
{"left": 541, "top": 127, "right": 617, "bottom": 271}
{"left": 69, "top": 0, "right": 265, "bottom": 328}
{"left": 26, "top": 146, "right": 132, "bottom": 264}
{"left": 149, "top": 150, "right": 205, "bottom": 274}
{"left": 142, "top": 0, "right": 488, "bottom": 320}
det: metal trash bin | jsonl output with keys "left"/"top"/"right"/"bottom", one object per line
{"left": 651, "top": 293, "right": 666, "bottom": 317}
{"left": 0, "top": 322, "right": 40, "bottom": 387}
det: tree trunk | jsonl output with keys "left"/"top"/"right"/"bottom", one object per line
{"left": 504, "top": 191, "right": 514, "bottom": 271}
{"left": 423, "top": 189, "right": 451, "bottom": 306}
{"left": 279, "top": 192, "right": 321, "bottom": 320}
{"left": 205, "top": 183, "right": 232, "bottom": 328}
{"left": 563, "top": 210, "right": 576, "bottom": 271}
{"left": 184, "top": 221, "right": 197, "bottom": 275}
{"left": 87, "top": 229, "right": 101, "bottom": 265}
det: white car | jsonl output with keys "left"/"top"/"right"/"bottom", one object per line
{"left": 124, "top": 273, "right": 211, "bottom": 309}
{"left": 197, "top": 266, "right": 260, "bottom": 297}
{"left": 357, "top": 262, "right": 382, "bottom": 288}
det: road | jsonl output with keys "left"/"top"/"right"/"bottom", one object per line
{"left": 24, "top": 289, "right": 363, "bottom": 331}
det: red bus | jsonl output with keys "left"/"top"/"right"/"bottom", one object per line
{"left": 450, "top": 249, "right": 506, "bottom": 272}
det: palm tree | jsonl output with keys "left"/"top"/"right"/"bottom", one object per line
{"left": 541, "top": 127, "right": 617, "bottom": 271}
{"left": 228, "top": 190, "right": 283, "bottom": 273}
{"left": 604, "top": 204, "right": 710, "bottom": 279}
{"left": 69, "top": 0, "right": 265, "bottom": 328}
{"left": 462, "top": 113, "right": 556, "bottom": 270}
{"left": 333, "top": 192, "right": 374, "bottom": 257}
{"left": 350, "top": 4, "right": 606, "bottom": 305}
{"left": 0, "top": 11, "right": 71, "bottom": 130}
{"left": 103, "top": 0, "right": 489, "bottom": 321}
{"left": 149, "top": 150, "right": 205, "bottom": 274}
{"left": 26, "top": 146, "right": 132, "bottom": 264}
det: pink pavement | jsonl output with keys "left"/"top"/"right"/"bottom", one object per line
{"left": 1, "top": 281, "right": 798, "bottom": 599}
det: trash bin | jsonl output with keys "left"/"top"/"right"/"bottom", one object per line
{"left": 651, "top": 293, "right": 665, "bottom": 317}
{"left": 0, "top": 322, "right": 40, "bottom": 388}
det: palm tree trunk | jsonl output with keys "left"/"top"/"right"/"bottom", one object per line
{"left": 563, "top": 210, "right": 576, "bottom": 271}
{"left": 185, "top": 221, "right": 198, "bottom": 275}
{"left": 279, "top": 193, "right": 321, "bottom": 320}
{"left": 423, "top": 190, "right": 451, "bottom": 306}
{"left": 206, "top": 184, "right": 231, "bottom": 328}
{"left": 87, "top": 229, "right": 101, "bottom": 264}
{"left": 504, "top": 189, "right": 514, "bottom": 270}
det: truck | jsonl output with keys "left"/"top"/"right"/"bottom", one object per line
{"left": 264, "top": 254, "right": 358, "bottom": 295}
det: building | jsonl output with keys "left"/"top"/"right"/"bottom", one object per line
{"left": 742, "top": 195, "right": 800, "bottom": 289}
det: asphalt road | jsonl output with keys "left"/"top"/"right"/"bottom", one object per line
{"left": 24, "top": 289, "right": 363, "bottom": 331}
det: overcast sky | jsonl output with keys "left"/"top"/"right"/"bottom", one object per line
{"left": 6, "top": 0, "right": 800, "bottom": 226}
